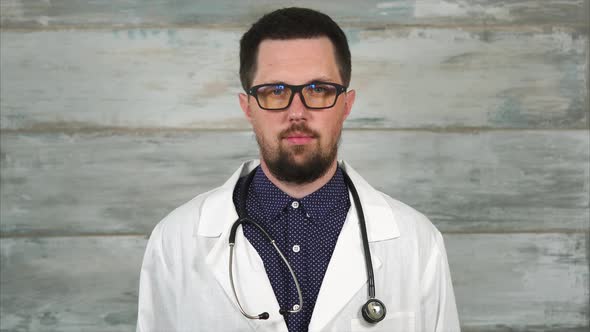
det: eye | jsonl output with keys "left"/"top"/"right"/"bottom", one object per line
{"left": 256, "top": 84, "right": 288, "bottom": 98}
{"left": 271, "top": 85, "right": 286, "bottom": 96}
{"left": 308, "top": 84, "right": 326, "bottom": 93}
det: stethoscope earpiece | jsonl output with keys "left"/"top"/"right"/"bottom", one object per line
{"left": 361, "top": 299, "right": 387, "bottom": 323}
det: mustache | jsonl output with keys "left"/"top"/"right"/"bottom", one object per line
{"left": 280, "top": 124, "right": 319, "bottom": 138}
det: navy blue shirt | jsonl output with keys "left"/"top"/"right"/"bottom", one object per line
{"left": 232, "top": 166, "right": 350, "bottom": 332}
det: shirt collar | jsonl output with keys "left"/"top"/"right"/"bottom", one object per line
{"left": 196, "top": 160, "right": 400, "bottom": 242}
{"left": 301, "top": 167, "right": 349, "bottom": 222}
{"left": 250, "top": 166, "right": 349, "bottom": 223}
{"left": 250, "top": 166, "right": 292, "bottom": 221}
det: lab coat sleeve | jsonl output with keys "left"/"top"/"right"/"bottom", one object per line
{"left": 136, "top": 222, "right": 177, "bottom": 332}
{"left": 420, "top": 231, "right": 461, "bottom": 332}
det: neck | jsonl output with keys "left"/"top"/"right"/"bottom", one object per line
{"left": 259, "top": 159, "right": 338, "bottom": 199}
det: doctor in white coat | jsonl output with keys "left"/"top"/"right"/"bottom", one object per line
{"left": 137, "top": 7, "right": 460, "bottom": 332}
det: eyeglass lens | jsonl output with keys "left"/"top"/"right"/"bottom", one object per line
{"left": 255, "top": 83, "right": 339, "bottom": 109}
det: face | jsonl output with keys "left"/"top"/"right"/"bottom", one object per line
{"left": 239, "top": 37, "right": 355, "bottom": 184}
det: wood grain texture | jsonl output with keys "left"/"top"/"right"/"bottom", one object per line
{"left": 1, "top": 28, "right": 587, "bottom": 130}
{"left": 1, "top": 130, "right": 588, "bottom": 236}
{"left": 1, "top": 0, "right": 587, "bottom": 29}
{"left": 0, "top": 236, "right": 144, "bottom": 332}
{"left": 446, "top": 233, "right": 589, "bottom": 330}
{"left": 1, "top": 234, "right": 587, "bottom": 331}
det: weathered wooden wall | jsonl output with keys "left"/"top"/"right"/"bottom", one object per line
{"left": 1, "top": 1, "right": 588, "bottom": 331}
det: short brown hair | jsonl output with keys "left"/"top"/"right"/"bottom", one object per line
{"left": 239, "top": 7, "right": 351, "bottom": 91}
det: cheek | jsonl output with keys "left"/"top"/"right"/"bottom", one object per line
{"left": 330, "top": 124, "right": 343, "bottom": 142}
{"left": 321, "top": 115, "right": 345, "bottom": 140}
{"left": 253, "top": 121, "right": 279, "bottom": 144}
{"left": 254, "top": 114, "right": 285, "bottom": 138}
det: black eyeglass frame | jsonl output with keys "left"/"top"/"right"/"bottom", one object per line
{"left": 247, "top": 81, "right": 348, "bottom": 111}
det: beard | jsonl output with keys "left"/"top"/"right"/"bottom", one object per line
{"left": 255, "top": 123, "right": 340, "bottom": 185}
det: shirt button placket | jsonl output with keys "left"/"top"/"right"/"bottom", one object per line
{"left": 288, "top": 200, "right": 305, "bottom": 323}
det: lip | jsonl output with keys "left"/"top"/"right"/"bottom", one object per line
{"left": 283, "top": 133, "right": 315, "bottom": 145}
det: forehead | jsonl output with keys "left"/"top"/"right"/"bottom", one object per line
{"left": 253, "top": 37, "right": 341, "bottom": 85}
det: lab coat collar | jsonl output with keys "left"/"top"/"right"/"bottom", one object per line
{"left": 195, "top": 160, "right": 400, "bottom": 331}
{"left": 194, "top": 159, "right": 259, "bottom": 238}
{"left": 337, "top": 160, "right": 400, "bottom": 242}
{"left": 195, "top": 159, "right": 400, "bottom": 242}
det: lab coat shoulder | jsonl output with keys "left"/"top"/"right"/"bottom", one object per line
{"left": 378, "top": 192, "right": 461, "bottom": 331}
{"left": 136, "top": 186, "right": 220, "bottom": 332}
{"left": 151, "top": 186, "right": 216, "bottom": 236}
{"left": 146, "top": 185, "right": 218, "bottom": 259}
{"left": 137, "top": 161, "right": 258, "bottom": 332}
{"left": 378, "top": 192, "right": 442, "bottom": 259}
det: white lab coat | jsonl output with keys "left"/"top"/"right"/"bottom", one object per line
{"left": 137, "top": 160, "right": 460, "bottom": 332}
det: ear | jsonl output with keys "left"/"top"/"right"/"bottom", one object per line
{"left": 342, "top": 89, "right": 355, "bottom": 120}
{"left": 239, "top": 92, "right": 253, "bottom": 123}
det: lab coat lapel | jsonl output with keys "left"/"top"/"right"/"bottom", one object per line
{"left": 308, "top": 161, "right": 398, "bottom": 331}
{"left": 197, "top": 160, "right": 288, "bottom": 332}
{"left": 307, "top": 194, "right": 382, "bottom": 332}
{"left": 205, "top": 223, "right": 287, "bottom": 331}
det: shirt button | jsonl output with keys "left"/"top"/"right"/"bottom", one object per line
{"left": 291, "top": 201, "right": 299, "bottom": 209}
{"left": 292, "top": 244, "right": 300, "bottom": 253}
{"left": 292, "top": 304, "right": 300, "bottom": 311}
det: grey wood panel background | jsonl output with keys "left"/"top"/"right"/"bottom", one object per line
{"left": 1, "top": 28, "right": 587, "bottom": 130}
{"left": 1, "top": 130, "right": 588, "bottom": 236}
{"left": 1, "top": 0, "right": 589, "bottom": 331}
{"left": 1, "top": 0, "right": 587, "bottom": 28}
{"left": 1, "top": 237, "right": 144, "bottom": 332}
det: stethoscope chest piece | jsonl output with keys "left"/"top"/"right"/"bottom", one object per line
{"left": 361, "top": 299, "right": 387, "bottom": 323}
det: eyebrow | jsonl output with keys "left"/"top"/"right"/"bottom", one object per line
{"left": 263, "top": 77, "right": 339, "bottom": 85}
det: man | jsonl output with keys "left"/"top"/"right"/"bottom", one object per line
{"left": 137, "top": 7, "right": 460, "bottom": 332}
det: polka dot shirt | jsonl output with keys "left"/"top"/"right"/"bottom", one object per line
{"left": 232, "top": 165, "right": 350, "bottom": 332}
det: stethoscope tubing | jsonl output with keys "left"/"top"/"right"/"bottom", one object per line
{"left": 228, "top": 244, "right": 259, "bottom": 319}
{"left": 228, "top": 166, "right": 383, "bottom": 322}
{"left": 228, "top": 169, "right": 304, "bottom": 319}
{"left": 341, "top": 171, "right": 376, "bottom": 299}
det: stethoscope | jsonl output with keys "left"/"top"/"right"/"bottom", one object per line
{"left": 228, "top": 167, "right": 387, "bottom": 324}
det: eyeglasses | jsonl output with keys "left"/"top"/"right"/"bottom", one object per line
{"left": 247, "top": 81, "right": 347, "bottom": 111}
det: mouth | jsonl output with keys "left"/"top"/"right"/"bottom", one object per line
{"left": 283, "top": 132, "right": 315, "bottom": 145}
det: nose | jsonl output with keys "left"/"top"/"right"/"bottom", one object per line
{"left": 287, "top": 91, "right": 308, "bottom": 121}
